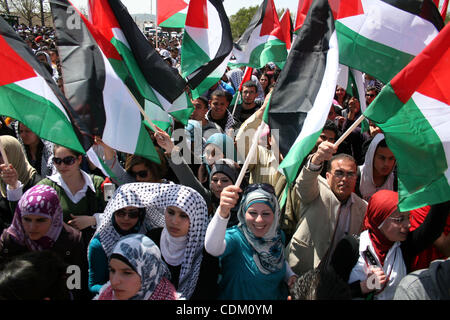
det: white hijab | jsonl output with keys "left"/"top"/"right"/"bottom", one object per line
{"left": 359, "top": 134, "right": 395, "bottom": 201}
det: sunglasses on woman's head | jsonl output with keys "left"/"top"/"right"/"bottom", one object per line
{"left": 129, "top": 170, "right": 149, "bottom": 179}
{"left": 52, "top": 156, "right": 76, "bottom": 165}
{"left": 243, "top": 183, "right": 275, "bottom": 196}
{"left": 114, "top": 208, "right": 140, "bottom": 219}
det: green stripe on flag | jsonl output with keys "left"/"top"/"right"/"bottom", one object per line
{"left": 279, "top": 130, "right": 321, "bottom": 185}
{"left": 159, "top": 12, "right": 186, "bottom": 28}
{"left": 135, "top": 123, "right": 161, "bottom": 164}
{"left": 0, "top": 83, "right": 85, "bottom": 154}
{"left": 336, "top": 21, "right": 414, "bottom": 84}
{"left": 111, "top": 37, "right": 161, "bottom": 105}
{"left": 181, "top": 32, "right": 211, "bottom": 79}
{"left": 364, "top": 85, "right": 450, "bottom": 211}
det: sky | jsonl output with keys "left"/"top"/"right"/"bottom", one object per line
{"left": 70, "top": 0, "right": 298, "bottom": 18}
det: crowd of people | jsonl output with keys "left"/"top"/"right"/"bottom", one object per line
{"left": 0, "top": 23, "right": 448, "bottom": 301}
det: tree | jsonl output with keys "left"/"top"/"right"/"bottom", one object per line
{"left": 9, "top": 0, "right": 39, "bottom": 26}
{"left": 1, "top": 0, "right": 11, "bottom": 14}
{"left": 229, "top": 6, "right": 258, "bottom": 40}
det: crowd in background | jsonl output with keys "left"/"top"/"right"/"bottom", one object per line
{"left": 0, "top": 22, "right": 448, "bottom": 301}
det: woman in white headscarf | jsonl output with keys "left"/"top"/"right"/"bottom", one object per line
{"left": 358, "top": 133, "right": 396, "bottom": 201}
{"left": 146, "top": 183, "right": 219, "bottom": 300}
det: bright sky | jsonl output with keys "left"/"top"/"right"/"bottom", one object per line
{"left": 70, "top": 0, "right": 298, "bottom": 17}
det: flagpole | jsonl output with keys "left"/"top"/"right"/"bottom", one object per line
{"left": 234, "top": 121, "right": 265, "bottom": 188}
{"left": 125, "top": 86, "right": 159, "bottom": 133}
{"left": 333, "top": 114, "right": 366, "bottom": 148}
{"left": 231, "top": 91, "right": 241, "bottom": 116}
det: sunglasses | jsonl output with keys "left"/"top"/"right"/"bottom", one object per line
{"left": 114, "top": 208, "right": 140, "bottom": 219}
{"left": 52, "top": 156, "right": 77, "bottom": 165}
{"left": 129, "top": 170, "right": 149, "bottom": 179}
{"left": 365, "top": 93, "right": 376, "bottom": 98}
{"left": 243, "top": 183, "right": 275, "bottom": 196}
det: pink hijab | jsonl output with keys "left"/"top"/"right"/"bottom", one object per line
{"left": 6, "top": 185, "right": 63, "bottom": 251}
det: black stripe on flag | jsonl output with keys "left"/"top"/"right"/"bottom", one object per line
{"left": 108, "top": 0, "right": 187, "bottom": 103}
{"left": 50, "top": 0, "right": 107, "bottom": 138}
{"left": 382, "top": 0, "right": 444, "bottom": 30}
{"left": 233, "top": 0, "right": 268, "bottom": 52}
{"left": 0, "top": 15, "right": 93, "bottom": 151}
{"left": 185, "top": 0, "right": 233, "bottom": 90}
{"left": 268, "top": 0, "right": 335, "bottom": 157}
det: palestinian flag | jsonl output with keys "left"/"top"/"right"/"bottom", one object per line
{"left": 264, "top": 0, "right": 339, "bottom": 185}
{"left": 232, "top": 0, "right": 288, "bottom": 69}
{"left": 0, "top": 17, "right": 91, "bottom": 155}
{"left": 335, "top": 0, "right": 444, "bottom": 84}
{"left": 279, "top": 9, "right": 293, "bottom": 50}
{"left": 181, "top": 0, "right": 233, "bottom": 99}
{"left": 157, "top": 0, "right": 189, "bottom": 28}
{"left": 364, "top": 23, "right": 450, "bottom": 211}
{"left": 294, "top": 0, "right": 312, "bottom": 33}
{"left": 50, "top": 0, "right": 160, "bottom": 163}
{"left": 90, "top": 0, "right": 192, "bottom": 125}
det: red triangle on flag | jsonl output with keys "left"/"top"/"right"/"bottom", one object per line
{"left": 239, "top": 67, "right": 253, "bottom": 91}
{"left": 260, "top": 0, "right": 283, "bottom": 40}
{"left": 294, "top": 0, "right": 313, "bottom": 31}
{"left": 185, "top": 0, "right": 208, "bottom": 28}
{"left": 88, "top": 0, "right": 122, "bottom": 61}
{"left": 336, "top": 0, "right": 364, "bottom": 20}
{"left": 0, "top": 35, "right": 35, "bottom": 86}
{"left": 157, "top": 0, "right": 189, "bottom": 25}
{"left": 280, "top": 9, "right": 292, "bottom": 49}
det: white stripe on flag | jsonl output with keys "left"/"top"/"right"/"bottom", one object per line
{"left": 339, "top": 0, "right": 439, "bottom": 56}
{"left": 112, "top": 27, "right": 131, "bottom": 50}
{"left": 15, "top": 76, "right": 70, "bottom": 120}
{"left": 291, "top": 30, "right": 340, "bottom": 146}
{"left": 233, "top": 24, "right": 268, "bottom": 63}
{"left": 412, "top": 92, "right": 450, "bottom": 181}
{"left": 101, "top": 50, "right": 141, "bottom": 153}
{"left": 185, "top": 2, "right": 222, "bottom": 57}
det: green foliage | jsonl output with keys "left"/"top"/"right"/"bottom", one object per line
{"left": 229, "top": 6, "right": 258, "bottom": 41}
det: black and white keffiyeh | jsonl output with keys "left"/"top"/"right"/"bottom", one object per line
{"left": 94, "top": 182, "right": 208, "bottom": 300}
{"left": 157, "top": 183, "right": 209, "bottom": 300}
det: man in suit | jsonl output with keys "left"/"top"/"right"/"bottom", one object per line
{"left": 286, "top": 141, "right": 368, "bottom": 276}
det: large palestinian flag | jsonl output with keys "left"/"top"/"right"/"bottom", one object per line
{"left": 90, "top": 0, "right": 192, "bottom": 125}
{"left": 264, "top": 0, "right": 339, "bottom": 185}
{"left": 364, "top": 23, "right": 450, "bottom": 211}
{"left": 0, "top": 17, "right": 91, "bottom": 154}
{"left": 50, "top": 0, "right": 160, "bottom": 163}
{"left": 232, "top": 0, "right": 288, "bottom": 69}
{"left": 181, "top": 0, "right": 233, "bottom": 99}
{"left": 335, "top": 0, "right": 444, "bottom": 84}
{"left": 157, "top": 0, "right": 189, "bottom": 28}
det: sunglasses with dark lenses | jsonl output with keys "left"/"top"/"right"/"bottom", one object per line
{"left": 365, "top": 93, "right": 376, "bottom": 98}
{"left": 243, "top": 183, "right": 275, "bottom": 195}
{"left": 52, "top": 156, "right": 76, "bottom": 165}
{"left": 115, "top": 208, "right": 140, "bottom": 219}
{"left": 129, "top": 170, "right": 149, "bottom": 179}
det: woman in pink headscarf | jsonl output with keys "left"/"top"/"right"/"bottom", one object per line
{"left": 0, "top": 184, "right": 88, "bottom": 299}
{"left": 347, "top": 190, "right": 449, "bottom": 300}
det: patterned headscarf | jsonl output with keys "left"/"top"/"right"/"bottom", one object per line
{"left": 6, "top": 185, "right": 63, "bottom": 251}
{"left": 94, "top": 183, "right": 208, "bottom": 300}
{"left": 94, "top": 183, "right": 167, "bottom": 258}
{"left": 0, "top": 135, "right": 37, "bottom": 197}
{"left": 158, "top": 183, "right": 209, "bottom": 299}
{"left": 237, "top": 186, "right": 284, "bottom": 274}
{"left": 110, "top": 234, "right": 173, "bottom": 300}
